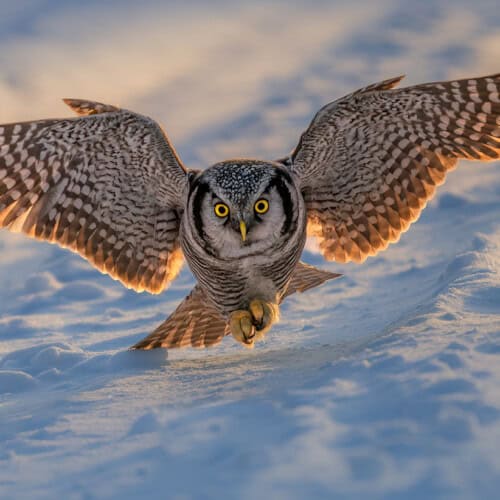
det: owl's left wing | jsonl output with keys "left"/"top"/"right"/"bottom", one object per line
{"left": 281, "top": 74, "right": 500, "bottom": 263}
{"left": 0, "top": 99, "right": 191, "bottom": 293}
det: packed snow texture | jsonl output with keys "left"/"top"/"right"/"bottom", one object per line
{"left": 1, "top": 1, "right": 500, "bottom": 498}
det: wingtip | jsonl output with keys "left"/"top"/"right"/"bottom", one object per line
{"left": 354, "top": 75, "right": 406, "bottom": 96}
{"left": 62, "top": 98, "right": 119, "bottom": 116}
{"left": 129, "top": 338, "right": 158, "bottom": 350}
{"left": 380, "top": 74, "right": 406, "bottom": 90}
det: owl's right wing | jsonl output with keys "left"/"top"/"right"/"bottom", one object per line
{"left": 281, "top": 73, "right": 500, "bottom": 263}
{"left": 0, "top": 99, "right": 191, "bottom": 293}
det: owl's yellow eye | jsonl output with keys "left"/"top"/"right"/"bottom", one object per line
{"left": 214, "top": 203, "right": 229, "bottom": 218}
{"left": 254, "top": 199, "right": 269, "bottom": 214}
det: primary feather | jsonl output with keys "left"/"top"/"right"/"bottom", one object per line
{"left": 0, "top": 101, "right": 189, "bottom": 293}
{"left": 284, "top": 73, "right": 500, "bottom": 263}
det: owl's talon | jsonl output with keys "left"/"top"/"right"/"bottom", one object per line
{"left": 249, "top": 299, "right": 279, "bottom": 337}
{"left": 249, "top": 300, "right": 265, "bottom": 326}
{"left": 229, "top": 310, "right": 256, "bottom": 347}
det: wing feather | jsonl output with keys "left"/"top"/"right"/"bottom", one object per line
{"left": 285, "top": 73, "right": 500, "bottom": 263}
{"left": 0, "top": 100, "right": 190, "bottom": 293}
{"left": 132, "top": 285, "right": 230, "bottom": 350}
{"left": 281, "top": 261, "right": 341, "bottom": 299}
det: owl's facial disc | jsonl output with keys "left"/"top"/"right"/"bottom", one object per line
{"left": 209, "top": 189, "right": 286, "bottom": 258}
{"left": 188, "top": 162, "right": 298, "bottom": 259}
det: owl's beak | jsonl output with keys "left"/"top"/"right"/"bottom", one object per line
{"left": 239, "top": 220, "right": 247, "bottom": 242}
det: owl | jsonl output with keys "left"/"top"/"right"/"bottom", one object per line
{"left": 0, "top": 73, "right": 499, "bottom": 349}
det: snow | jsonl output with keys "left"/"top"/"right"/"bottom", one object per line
{"left": 1, "top": 1, "right": 500, "bottom": 498}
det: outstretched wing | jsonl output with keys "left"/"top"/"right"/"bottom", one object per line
{"left": 282, "top": 74, "right": 500, "bottom": 263}
{"left": 0, "top": 99, "right": 190, "bottom": 293}
{"left": 132, "top": 285, "right": 230, "bottom": 350}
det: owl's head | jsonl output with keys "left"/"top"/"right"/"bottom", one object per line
{"left": 185, "top": 160, "right": 304, "bottom": 258}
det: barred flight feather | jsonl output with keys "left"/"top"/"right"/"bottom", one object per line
{"left": 131, "top": 285, "right": 230, "bottom": 350}
{"left": 287, "top": 73, "right": 500, "bottom": 263}
{"left": 0, "top": 100, "right": 190, "bottom": 293}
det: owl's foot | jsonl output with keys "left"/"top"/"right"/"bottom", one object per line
{"left": 229, "top": 300, "right": 279, "bottom": 348}
{"left": 229, "top": 310, "right": 256, "bottom": 348}
{"left": 249, "top": 299, "right": 279, "bottom": 341}
{"left": 229, "top": 299, "right": 279, "bottom": 349}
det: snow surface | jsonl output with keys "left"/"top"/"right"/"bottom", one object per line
{"left": 1, "top": 1, "right": 500, "bottom": 498}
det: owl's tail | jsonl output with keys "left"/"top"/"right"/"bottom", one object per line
{"left": 130, "top": 285, "right": 229, "bottom": 350}
{"left": 281, "top": 262, "right": 342, "bottom": 301}
{"left": 131, "top": 262, "right": 342, "bottom": 350}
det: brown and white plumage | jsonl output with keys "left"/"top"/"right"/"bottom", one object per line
{"left": 285, "top": 74, "right": 500, "bottom": 263}
{"left": 0, "top": 100, "right": 188, "bottom": 293}
{"left": 0, "top": 73, "right": 498, "bottom": 349}
{"left": 133, "top": 285, "right": 230, "bottom": 350}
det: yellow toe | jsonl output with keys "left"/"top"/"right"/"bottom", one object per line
{"left": 229, "top": 310, "right": 255, "bottom": 347}
{"left": 249, "top": 300, "right": 265, "bottom": 324}
{"left": 249, "top": 299, "right": 279, "bottom": 334}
